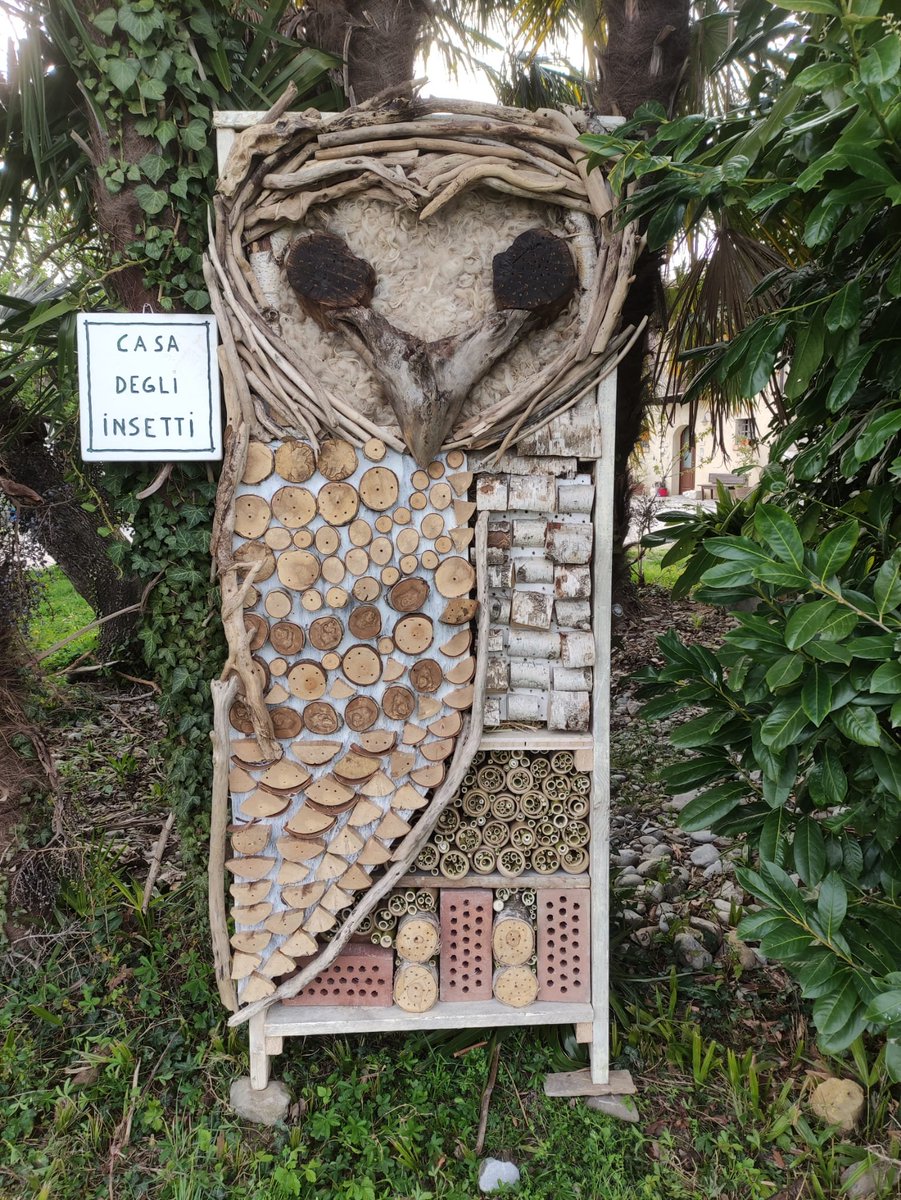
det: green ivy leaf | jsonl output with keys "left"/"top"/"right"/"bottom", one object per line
{"left": 133, "top": 184, "right": 168, "bottom": 215}
{"left": 138, "top": 151, "right": 168, "bottom": 184}
{"left": 117, "top": 3, "right": 166, "bottom": 42}
{"left": 91, "top": 7, "right": 118, "bottom": 35}
{"left": 182, "top": 119, "right": 209, "bottom": 152}
{"left": 106, "top": 56, "right": 141, "bottom": 93}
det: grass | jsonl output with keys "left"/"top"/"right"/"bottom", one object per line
{"left": 630, "top": 547, "right": 685, "bottom": 592}
{"left": 28, "top": 567, "right": 96, "bottom": 669}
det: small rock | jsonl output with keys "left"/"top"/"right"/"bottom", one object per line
{"left": 632, "top": 926, "right": 657, "bottom": 948}
{"left": 585, "top": 1094, "right": 639, "bottom": 1123}
{"left": 614, "top": 849, "right": 640, "bottom": 867}
{"left": 667, "top": 791, "right": 698, "bottom": 811}
{"left": 636, "top": 860, "right": 662, "bottom": 878}
{"left": 726, "top": 932, "right": 760, "bottom": 970}
{"left": 621, "top": 908, "right": 644, "bottom": 927}
{"left": 809, "top": 1077, "right": 866, "bottom": 1133}
{"left": 658, "top": 916, "right": 671, "bottom": 933}
{"left": 703, "top": 860, "right": 724, "bottom": 879}
{"left": 638, "top": 834, "right": 660, "bottom": 846}
{"left": 647, "top": 844, "right": 673, "bottom": 860}
{"left": 229, "top": 1077, "right": 292, "bottom": 1125}
{"left": 690, "top": 844, "right": 721, "bottom": 868}
{"left": 840, "top": 1160, "right": 898, "bottom": 1198}
{"left": 646, "top": 882, "right": 665, "bottom": 903}
{"left": 616, "top": 872, "right": 643, "bottom": 888}
{"left": 674, "top": 932, "right": 713, "bottom": 970}
{"left": 689, "top": 830, "right": 718, "bottom": 844}
{"left": 479, "top": 1158, "right": 520, "bottom": 1193}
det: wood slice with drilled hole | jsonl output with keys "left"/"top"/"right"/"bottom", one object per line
{"left": 447, "top": 656, "right": 476, "bottom": 685}
{"left": 226, "top": 856, "right": 274, "bottom": 880}
{"left": 392, "top": 783, "right": 427, "bottom": 810}
{"left": 234, "top": 495, "right": 271, "bottom": 539}
{"left": 355, "top": 730, "right": 396, "bottom": 755}
{"left": 411, "top": 762, "right": 445, "bottom": 788}
{"left": 305, "top": 776, "right": 355, "bottom": 808}
{"left": 230, "top": 879, "right": 271, "bottom": 905}
{"left": 293, "top": 529, "right": 313, "bottom": 548}
{"left": 410, "top": 492, "right": 427, "bottom": 511}
{"left": 314, "top": 526, "right": 340, "bottom": 555}
{"left": 285, "top": 808, "right": 335, "bottom": 838}
{"left": 492, "top": 907, "right": 535, "bottom": 966}
{"left": 277, "top": 549, "right": 320, "bottom": 591}
{"left": 302, "top": 701, "right": 340, "bottom": 735}
{"left": 231, "top": 825, "right": 271, "bottom": 855}
{"left": 318, "top": 482, "right": 359, "bottom": 525}
{"left": 260, "top": 760, "right": 310, "bottom": 792}
{"left": 333, "top": 750, "right": 380, "bottom": 782}
{"left": 347, "top": 605, "right": 381, "bottom": 640}
{"left": 440, "top": 629, "right": 471, "bottom": 657}
{"left": 271, "top": 486, "right": 316, "bottom": 528}
{"left": 408, "top": 659, "right": 441, "bottom": 693}
{"left": 420, "top": 738, "right": 454, "bottom": 763}
{"left": 344, "top": 695, "right": 379, "bottom": 732}
{"left": 402, "top": 723, "right": 427, "bottom": 746}
{"left": 286, "top": 661, "right": 327, "bottom": 702}
{"left": 348, "top": 798, "right": 383, "bottom": 826}
{"left": 417, "top": 696, "right": 441, "bottom": 720}
{"left": 231, "top": 930, "right": 271, "bottom": 954}
{"left": 376, "top": 810, "right": 410, "bottom": 839}
{"left": 381, "top": 565, "right": 400, "bottom": 586}
{"left": 429, "top": 483, "right": 452, "bottom": 510}
{"left": 265, "top": 910, "right": 306, "bottom": 936}
{"left": 281, "top": 929, "right": 318, "bottom": 957}
{"left": 359, "top": 466, "right": 398, "bottom": 511}
{"left": 396, "top": 912, "right": 440, "bottom": 963}
{"left": 274, "top": 438, "right": 316, "bottom": 482}
{"left": 277, "top": 836, "right": 325, "bottom": 864}
{"left": 383, "top": 686, "right": 415, "bottom": 721}
{"left": 428, "top": 711, "right": 463, "bottom": 738}
{"left": 363, "top": 436, "right": 386, "bottom": 462}
{"left": 394, "top": 614, "right": 433, "bottom": 654}
{"left": 241, "top": 791, "right": 288, "bottom": 819}
{"left": 330, "top": 826, "right": 364, "bottom": 857}
{"left": 359, "top": 771, "right": 395, "bottom": 797}
{"left": 493, "top": 965, "right": 539, "bottom": 1008}
{"left": 270, "top": 708, "right": 303, "bottom": 739}
{"left": 342, "top": 644, "right": 382, "bottom": 685}
{"left": 233, "top": 901, "right": 273, "bottom": 925}
{"left": 357, "top": 838, "right": 391, "bottom": 865}
{"left": 440, "top": 597, "right": 478, "bottom": 625}
{"left": 303, "top": 907, "right": 337, "bottom": 934}
{"left": 314, "top": 852, "right": 347, "bottom": 881}
{"left": 399, "top": 555, "right": 418, "bottom": 574}
{"left": 243, "top": 441, "right": 274, "bottom": 484}
{"left": 368, "top": 536, "right": 392, "bottom": 565}
{"left": 292, "top": 741, "right": 340, "bottom": 766}
{"left": 390, "top": 751, "right": 414, "bottom": 778}
{"left": 269, "top": 621, "right": 305, "bottom": 656}
{"left": 394, "top": 961, "right": 438, "bottom": 1012}
{"left": 434, "top": 556, "right": 475, "bottom": 598}
{"left": 349, "top": 518, "right": 372, "bottom": 546}
{"left": 352, "top": 577, "right": 380, "bottom": 603}
{"left": 317, "top": 438, "right": 358, "bottom": 481}
{"left": 326, "top": 587, "right": 349, "bottom": 608}
{"left": 234, "top": 542, "right": 276, "bottom": 582}
{"left": 281, "top": 881, "right": 326, "bottom": 907}
{"left": 308, "top": 615, "right": 344, "bottom": 651}
{"left": 321, "top": 556, "right": 345, "bottom": 585}
{"left": 265, "top": 590, "right": 292, "bottom": 619}
{"left": 301, "top": 589, "right": 323, "bottom": 612}
{"left": 250, "top": 656, "right": 271, "bottom": 692}
{"left": 387, "top": 577, "right": 428, "bottom": 613}
{"left": 265, "top": 527, "right": 292, "bottom": 551}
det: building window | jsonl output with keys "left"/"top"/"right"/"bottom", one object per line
{"left": 735, "top": 417, "right": 756, "bottom": 441}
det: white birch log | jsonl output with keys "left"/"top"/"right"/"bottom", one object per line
{"left": 512, "top": 519, "right": 546, "bottom": 548}
{"left": 488, "top": 594, "right": 512, "bottom": 623}
{"left": 552, "top": 665, "right": 592, "bottom": 691}
{"left": 548, "top": 690, "right": 591, "bottom": 731}
{"left": 561, "top": 631, "right": 596, "bottom": 668}
{"left": 487, "top": 658, "right": 510, "bottom": 693}
{"left": 510, "top": 590, "right": 554, "bottom": 630}
{"left": 554, "top": 599, "right": 592, "bottom": 630}
{"left": 545, "top": 521, "right": 593, "bottom": 565}
{"left": 508, "top": 473, "right": 555, "bottom": 512}
{"left": 556, "top": 483, "right": 595, "bottom": 514}
{"left": 484, "top": 696, "right": 503, "bottom": 726}
{"left": 488, "top": 563, "right": 513, "bottom": 589}
{"left": 514, "top": 558, "right": 554, "bottom": 585}
{"left": 507, "top": 692, "right": 548, "bottom": 721}
{"left": 554, "top": 565, "right": 591, "bottom": 600}
{"left": 509, "top": 659, "right": 551, "bottom": 690}
{"left": 507, "top": 630, "right": 561, "bottom": 659}
{"left": 476, "top": 475, "right": 509, "bottom": 511}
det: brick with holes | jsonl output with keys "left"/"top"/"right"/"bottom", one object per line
{"left": 283, "top": 944, "right": 394, "bottom": 1006}
{"left": 439, "top": 889, "right": 493, "bottom": 1001}
{"left": 537, "top": 890, "right": 590, "bottom": 1003}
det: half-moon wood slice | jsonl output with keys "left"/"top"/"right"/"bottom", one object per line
{"left": 453, "top": 499, "right": 477, "bottom": 524}
{"left": 450, "top": 527, "right": 474, "bottom": 552}
{"left": 234, "top": 494, "right": 271, "bottom": 540}
{"left": 232, "top": 901, "right": 274, "bottom": 925}
{"left": 344, "top": 695, "right": 379, "bottom": 732}
{"left": 277, "top": 861, "right": 312, "bottom": 885}
{"left": 281, "top": 928, "right": 319, "bottom": 957}
{"left": 447, "top": 656, "right": 476, "bottom": 685}
{"left": 376, "top": 811, "right": 411, "bottom": 840}
{"left": 359, "top": 771, "right": 395, "bottom": 798}
{"left": 356, "top": 838, "right": 392, "bottom": 865}
{"left": 401, "top": 722, "right": 427, "bottom": 746}
{"left": 308, "top": 615, "right": 344, "bottom": 651}
{"left": 394, "top": 615, "right": 433, "bottom": 654}
{"left": 265, "top": 909, "right": 307, "bottom": 936}
{"left": 330, "top": 825, "right": 364, "bottom": 857}
{"left": 363, "top": 436, "right": 387, "bottom": 462}
{"left": 270, "top": 620, "right": 305, "bottom": 655}
{"left": 304, "top": 776, "right": 355, "bottom": 807}
{"left": 265, "top": 683, "right": 290, "bottom": 705}
{"left": 226, "top": 856, "right": 274, "bottom": 880}
{"left": 347, "top": 798, "right": 384, "bottom": 826}
{"left": 292, "top": 740, "right": 341, "bottom": 766}
{"left": 359, "top": 466, "right": 399, "bottom": 511}
{"left": 302, "top": 701, "right": 341, "bottom": 735}
{"left": 390, "top": 752, "right": 416, "bottom": 778}
{"left": 330, "top": 678, "right": 356, "bottom": 699}
{"left": 348, "top": 605, "right": 381, "bottom": 640}
{"left": 383, "top": 659, "right": 406, "bottom": 682}
{"left": 240, "top": 973, "right": 277, "bottom": 1002}
{"left": 271, "top": 486, "right": 317, "bottom": 529}
{"left": 440, "top": 598, "right": 478, "bottom": 625}
{"left": 392, "top": 783, "right": 428, "bottom": 810}
{"left": 286, "top": 661, "right": 327, "bottom": 701}
{"left": 258, "top": 949, "right": 296, "bottom": 979}
{"left": 230, "top": 879, "right": 272, "bottom": 904}
{"left": 317, "top": 437, "right": 358, "bottom": 481}
{"left": 333, "top": 750, "right": 380, "bottom": 782}
{"left": 420, "top": 738, "right": 454, "bottom": 763}
{"left": 304, "top": 906, "right": 337, "bottom": 934}
{"left": 277, "top": 836, "right": 326, "bottom": 863}
{"left": 282, "top": 881, "right": 326, "bottom": 908}
{"left": 356, "top": 730, "right": 396, "bottom": 755}
{"left": 274, "top": 438, "right": 316, "bottom": 482}
{"left": 342, "top": 644, "right": 382, "bottom": 686}
{"left": 314, "top": 852, "right": 348, "bottom": 881}
{"left": 231, "top": 824, "right": 271, "bottom": 855}
{"left": 231, "top": 951, "right": 261, "bottom": 980}
{"left": 416, "top": 696, "right": 441, "bottom": 721}
{"left": 388, "top": 577, "right": 429, "bottom": 612}
{"left": 428, "top": 711, "right": 463, "bottom": 738}
{"left": 440, "top": 629, "right": 472, "bottom": 657}
{"left": 434, "top": 556, "right": 476, "bottom": 599}
{"left": 234, "top": 542, "right": 276, "bottom": 582}
{"left": 317, "top": 482, "right": 359, "bottom": 526}
{"left": 339, "top": 863, "right": 373, "bottom": 891}
{"left": 321, "top": 884, "right": 353, "bottom": 913}
{"left": 409, "top": 659, "right": 442, "bottom": 693}
{"left": 260, "top": 759, "right": 311, "bottom": 792}
{"left": 447, "top": 471, "right": 473, "bottom": 496}
{"left": 445, "top": 685, "right": 475, "bottom": 711}
{"left": 243, "top": 441, "right": 274, "bottom": 484}
{"left": 411, "top": 762, "right": 445, "bottom": 788}
{"left": 285, "top": 806, "right": 336, "bottom": 836}
{"left": 383, "top": 686, "right": 415, "bottom": 721}
{"left": 277, "top": 548, "right": 321, "bottom": 590}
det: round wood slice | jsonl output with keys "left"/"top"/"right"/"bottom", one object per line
{"left": 250, "top": 655, "right": 271, "bottom": 692}
{"left": 241, "top": 790, "right": 288, "bottom": 819}
{"left": 317, "top": 438, "right": 358, "bottom": 481}
{"left": 321, "top": 651, "right": 341, "bottom": 671}
{"left": 394, "top": 507, "right": 411, "bottom": 526}
{"left": 383, "top": 686, "right": 415, "bottom": 721}
{"left": 410, "top": 491, "right": 427, "bottom": 511}
{"left": 234, "top": 494, "right": 272, "bottom": 539}
{"left": 243, "top": 586, "right": 260, "bottom": 609}
{"left": 377, "top": 635, "right": 394, "bottom": 654}
{"left": 321, "top": 556, "right": 346, "bottom": 585}
{"left": 234, "top": 542, "right": 276, "bottom": 582}
{"left": 308, "top": 615, "right": 344, "bottom": 651}
{"left": 428, "top": 711, "right": 463, "bottom": 738}
{"left": 242, "top": 441, "right": 274, "bottom": 484}
{"left": 394, "top": 962, "right": 438, "bottom": 1012}
{"left": 291, "top": 741, "right": 341, "bottom": 766}
{"left": 352, "top": 577, "right": 380, "bottom": 602}
{"left": 269, "top": 657, "right": 287, "bottom": 677}
{"left": 326, "top": 586, "right": 349, "bottom": 608}
{"left": 369, "top": 536, "right": 393, "bottom": 565}
{"left": 359, "top": 466, "right": 398, "bottom": 511}
{"left": 244, "top": 613, "right": 268, "bottom": 652}
{"left": 265, "top": 526, "right": 292, "bottom": 551}
{"left": 314, "top": 526, "right": 340, "bottom": 555}
{"left": 270, "top": 707, "right": 303, "bottom": 739}
{"left": 374, "top": 515, "right": 393, "bottom": 534}
{"left": 493, "top": 965, "right": 539, "bottom": 1008}
{"left": 447, "top": 449, "right": 465, "bottom": 469}
{"left": 271, "top": 486, "right": 316, "bottom": 528}
{"left": 394, "top": 614, "right": 434, "bottom": 654}
{"left": 293, "top": 529, "right": 314, "bottom": 548}
{"left": 447, "top": 656, "right": 475, "bottom": 685}
{"left": 434, "top": 536, "right": 453, "bottom": 555}
{"left": 420, "top": 513, "right": 445, "bottom": 540}
{"left": 435, "top": 556, "right": 475, "bottom": 598}
{"left": 420, "top": 550, "right": 439, "bottom": 570}
{"left": 381, "top": 565, "right": 400, "bottom": 586}
{"left": 492, "top": 912, "right": 535, "bottom": 966}
{"left": 396, "top": 528, "right": 419, "bottom": 555}
{"left": 409, "top": 659, "right": 442, "bottom": 693}
{"left": 229, "top": 699, "right": 255, "bottom": 735}
{"left": 318, "top": 482, "right": 359, "bottom": 526}
{"left": 270, "top": 620, "right": 305, "bottom": 655}
{"left": 348, "top": 605, "right": 381, "bottom": 640}
{"left": 412, "top": 470, "right": 430, "bottom": 490}
{"left": 345, "top": 695, "right": 379, "bottom": 731}
{"left": 395, "top": 912, "right": 440, "bottom": 963}
{"left": 363, "top": 436, "right": 386, "bottom": 462}
{"left": 274, "top": 438, "right": 316, "bottom": 482}
{"left": 348, "top": 518, "right": 372, "bottom": 547}
{"left": 286, "top": 660, "right": 327, "bottom": 701}
{"left": 427, "top": 460, "right": 445, "bottom": 479}
{"left": 301, "top": 588, "right": 323, "bottom": 611}
{"left": 277, "top": 548, "right": 320, "bottom": 590}
{"left": 399, "top": 555, "right": 418, "bottom": 575}
{"left": 303, "top": 701, "right": 340, "bottom": 734}
{"left": 344, "top": 547, "right": 369, "bottom": 576}
{"left": 342, "top": 644, "right": 382, "bottom": 685}
{"left": 388, "top": 577, "right": 429, "bottom": 613}
{"left": 429, "top": 483, "right": 452, "bottom": 510}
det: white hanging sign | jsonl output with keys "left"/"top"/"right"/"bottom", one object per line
{"left": 78, "top": 313, "right": 222, "bottom": 461}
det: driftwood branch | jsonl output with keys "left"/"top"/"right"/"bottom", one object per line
{"left": 141, "top": 812, "right": 175, "bottom": 914}
{"left": 210, "top": 674, "right": 239, "bottom": 1012}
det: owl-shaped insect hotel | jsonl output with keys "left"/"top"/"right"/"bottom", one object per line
{"left": 207, "top": 90, "right": 641, "bottom": 1094}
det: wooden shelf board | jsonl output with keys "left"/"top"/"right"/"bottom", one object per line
{"left": 265, "top": 999, "right": 594, "bottom": 1038}
{"left": 396, "top": 871, "right": 590, "bottom": 890}
{"left": 478, "top": 731, "right": 594, "bottom": 750}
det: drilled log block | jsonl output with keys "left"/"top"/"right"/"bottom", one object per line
{"left": 512, "top": 519, "right": 546, "bottom": 549}
{"left": 547, "top": 690, "right": 590, "bottom": 732}
{"left": 476, "top": 475, "right": 509, "bottom": 511}
{"left": 493, "top": 965, "right": 539, "bottom": 1008}
{"left": 395, "top": 912, "right": 440, "bottom": 963}
{"left": 508, "top": 473, "right": 555, "bottom": 513}
{"left": 394, "top": 961, "right": 438, "bottom": 1012}
{"left": 507, "top": 630, "right": 561, "bottom": 659}
{"left": 554, "top": 599, "right": 591, "bottom": 630}
{"left": 492, "top": 227, "right": 577, "bottom": 320}
{"left": 545, "top": 521, "right": 592, "bottom": 565}
{"left": 492, "top": 902, "right": 535, "bottom": 966}
{"left": 554, "top": 565, "right": 591, "bottom": 601}
{"left": 510, "top": 591, "right": 554, "bottom": 631}
{"left": 509, "top": 659, "right": 551, "bottom": 690}
{"left": 514, "top": 558, "right": 554, "bottom": 585}
{"left": 561, "top": 631, "right": 595, "bottom": 668}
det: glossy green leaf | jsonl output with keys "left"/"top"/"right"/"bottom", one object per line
{"left": 870, "top": 747, "right": 901, "bottom": 798}
{"left": 802, "top": 664, "right": 833, "bottom": 726}
{"left": 870, "top": 662, "right": 901, "bottom": 693}
{"left": 785, "top": 600, "right": 838, "bottom": 649}
{"left": 832, "top": 703, "right": 882, "bottom": 745}
{"left": 760, "top": 919, "right": 813, "bottom": 959}
{"left": 859, "top": 34, "right": 900, "bottom": 85}
{"left": 766, "top": 654, "right": 804, "bottom": 690}
{"left": 808, "top": 746, "right": 848, "bottom": 805}
{"left": 679, "top": 783, "right": 748, "bottom": 831}
{"left": 786, "top": 313, "right": 826, "bottom": 398}
{"left": 815, "top": 520, "right": 859, "bottom": 578}
{"left": 760, "top": 696, "right": 810, "bottom": 751}
{"left": 826, "top": 345, "right": 876, "bottom": 410}
{"left": 825, "top": 282, "right": 861, "bottom": 332}
{"left": 817, "top": 871, "right": 848, "bottom": 936}
{"left": 794, "top": 816, "right": 827, "bottom": 886}
{"left": 755, "top": 503, "right": 804, "bottom": 568}
{"left": 874, "top": 553, "right": 901, "bottom": 617}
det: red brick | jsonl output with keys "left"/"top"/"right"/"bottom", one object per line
{"left": 537, "top": 890, "right": 590, "bottom": 1002}
{"left": 439, "top": 889, "right": 493, "bottom": 1001}
{"left": 284, "top": 944, "right": 394, "bottom": 1006}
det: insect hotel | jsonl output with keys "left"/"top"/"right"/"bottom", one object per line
{"left": 207, "top": 90, "right": 641, "bottom": 1100}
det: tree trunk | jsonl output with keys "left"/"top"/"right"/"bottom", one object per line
{"left": 301, "top": 0, "right": 427, "bottom": 102}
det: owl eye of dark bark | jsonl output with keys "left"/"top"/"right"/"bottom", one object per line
{"left": 285, "top": 232, "right": 377, "bottom": 327}
{"left": 492, "top": 227, "right": 578, "bottom": 322}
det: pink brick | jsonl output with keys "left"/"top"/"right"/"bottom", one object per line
{"left": 283, "top": 944, "right": 394, "bottom": 1006}
{"left": 439, "top": 889, "right": 493, "bottom": 1001}
{"left": 537, "top": 890, "right": 590, "bottom": 1003}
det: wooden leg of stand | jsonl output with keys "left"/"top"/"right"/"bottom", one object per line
{"left": 249, "top": 1010, "right": 270, "bottom": 1090}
